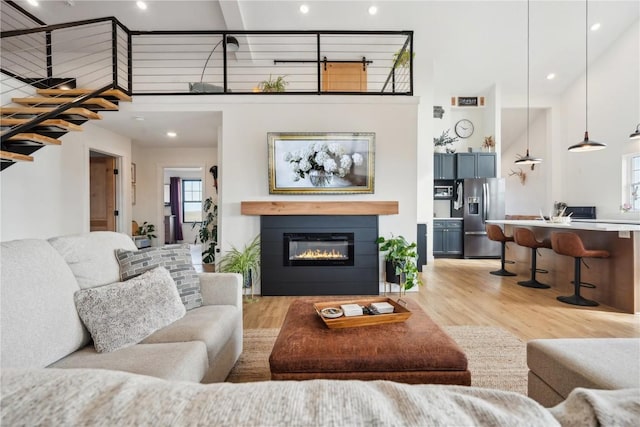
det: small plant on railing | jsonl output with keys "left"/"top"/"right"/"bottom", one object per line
{"left": 258, "top": 75, "right": 288, "bottom": 92}
{"left": 392, "top": 49, "right": 415, "bottom": 69}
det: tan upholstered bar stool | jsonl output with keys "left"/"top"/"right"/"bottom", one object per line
{"left": 513, "top": 227, "right": 552, "bottom": 289}
{"left": 486, "top": 224, "right": 516, "bottom": 276}
{"left": 551, "top": 232, "right": 609, "bottom": 307}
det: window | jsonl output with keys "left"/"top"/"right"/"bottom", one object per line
{"left": 622, "top": 153, "right": 640, "bottom": 212}
{"left": 182, "top": 180, "right": 202, "bottom": 222}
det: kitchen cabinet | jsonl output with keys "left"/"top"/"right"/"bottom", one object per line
{"left": 433, "top": 154, "right": 456, "bottom": 180}
{"left": 433, "top": 219, "right": 463, "bottom": 257}
{"left": 456, "top": 152, "right": 496, "bottom": 179}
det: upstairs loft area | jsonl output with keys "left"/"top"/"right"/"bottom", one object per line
{"left": 1, "top": 4, "right": 414, "bottom": 98}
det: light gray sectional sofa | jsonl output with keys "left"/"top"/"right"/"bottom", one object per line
{"left": 0, "top": 231, "right": 243, "bottom": 383}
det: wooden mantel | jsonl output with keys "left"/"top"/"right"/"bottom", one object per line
{"left": 240, "top": 201, "right": 399, "bottom": 216}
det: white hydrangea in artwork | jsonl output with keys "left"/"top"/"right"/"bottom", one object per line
{"left": 329, "top": 143, "right": 345, "bottom": 156}
{"left": 283, "top": 141, "right": 365, "bottom": 184}
{"left": 352, "top": 152, "right": 363, "bottom": 166}
{"left": 292, "top": 173, "right": 300, "bottom": 182}
{"left": 340, "top": 154, "right": 352, "bottom": 169}
{"left": 323, "top": 158, "right": 337, "bottom": 173}
{"left": 299, "top": 159, "right": 312, "bottom": 172}
{"left": 314, "top": 151, "right": 330, "bottom": 165}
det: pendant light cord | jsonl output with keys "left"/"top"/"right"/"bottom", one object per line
{"left": 527, "top": 0, "right": 530, "bottom": 152}
{"left": 585, "top": 0, "right": 589, "bottom": 133}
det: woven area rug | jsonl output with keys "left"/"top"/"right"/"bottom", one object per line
{"left": 226, "top": 326, "right": 528, "bottom": 395}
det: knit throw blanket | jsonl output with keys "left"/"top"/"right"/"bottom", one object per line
{"left": 1, "top": 369, "right": 638, "bottom": 426}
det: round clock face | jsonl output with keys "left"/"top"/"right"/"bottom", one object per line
{"left": 455, "top": 119, "right": 474, "bottom": 138}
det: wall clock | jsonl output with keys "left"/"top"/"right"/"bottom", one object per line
{"left": 455, "top": 119, "right": 474, "bottom": 138}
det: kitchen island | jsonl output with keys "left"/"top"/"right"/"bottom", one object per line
{"left": 486, "top": 220, "right": 640, "bottom": 313}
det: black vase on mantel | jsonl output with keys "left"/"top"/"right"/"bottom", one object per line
{"left": 385, "top": 260, "right": 405, "bottom": 285}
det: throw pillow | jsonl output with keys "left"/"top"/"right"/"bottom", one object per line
{"left": 115, "top": 244, "right": 203, "bottom": 310}
{"left": 74, "top": 266, "right": 186, "bottom": 353}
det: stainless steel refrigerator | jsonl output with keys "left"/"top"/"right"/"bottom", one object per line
{"left": 463, "top": 178, "right": 505, "bottom": 258}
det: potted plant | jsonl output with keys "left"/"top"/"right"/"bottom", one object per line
{"left": 191, "top": 197, "right": 217, "bottom": 272}
{"left": 392, "top": 48, "right": 415, "bottom": 69}
{"left": 433, "top": 129, "right": 459, "bottom": 153}
{"left": 137, "top": 221, "right": 157, "bottom": 240}
{"left": 376, "top": 235, "right": 422, "bottom": 293}
{"left": 482, "top": 135, "right": 496, "bottom": 152}
{"left": 258, "top": 75, "right": 288, "bottom": 92}
{"left": 218, "top": 234, "right": 261, "bottom": 301}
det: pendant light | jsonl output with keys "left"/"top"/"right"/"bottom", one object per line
{"left": 568, "top": 0, "right": 606, "bottom": 152}
{"left": 630, "top": 124, "right": 640, "bottom": 140}
{"left": 515, "top": 0, "right": 542, "bottom": 166}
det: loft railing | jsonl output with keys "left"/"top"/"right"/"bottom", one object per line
{"left": 1, "top": 4, "right": 412, "bottom": 98}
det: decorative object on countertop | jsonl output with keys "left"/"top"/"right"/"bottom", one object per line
{"left": 482, "top": 136, "right": 495, "bottom": 152}
{"left": 509, "top": 168, "right": 527, "bottom": 185}
{"left": 191, "top": 197, "right": 218, "bottom": 271}
{"left": 218, "top": 234, "right": 261, "bottom": 302}
{"left": 620, "top": 203, "right": 632, "bottom": 213}
{"left": 553, "top": 201, "right": 568, "bottom": 217}
{"left": 433, "top": 128, "right": 459, "bottom": 153}
{"left": 568, "top": 0, "right": 606, "bottom": 152}
{"left": 515, "top": 0, "right": 543, "bottom": 169}
{"left": 630, "top": 124, "right": 640, "bottom": 140}
{"left": 376, "top": 235, "right": 422, "bottom": 293}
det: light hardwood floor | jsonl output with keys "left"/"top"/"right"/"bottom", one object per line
{"left": 243, "top": 258, "right": 640, "bottom": 341}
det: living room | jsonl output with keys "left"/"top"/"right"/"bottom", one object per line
{"left": 1, "top": 1, "right": 639, "bottom": 424}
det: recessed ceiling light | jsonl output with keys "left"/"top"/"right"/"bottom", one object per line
{"left": 136, "top": 1, "right": 147, "bottom": 11}
{"left": 133, "top": 116, "right": 145, "bottom": 121}
{"left": 27, "top": 0, "right": 39, "bottom": 6}
{"left": 590, "top": 22, "right": 601, "bottom": 31}
{"left": 299, "top": 4, "right": 309, "bottom": 14}
{"left": 546, "top": 73, "right": 556, "bottom": 80}
{"left": 368, "top": 6, "right": 378, "bottom": 15}
{"left": 166, "top": 131, "right": 177, "bottom": 138}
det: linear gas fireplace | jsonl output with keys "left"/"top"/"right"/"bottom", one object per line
{"left": 261, "top": 215, "right": 379, "bottom": 296}
{"left": 284, "top": 233, "right": 354, "bottom": 266}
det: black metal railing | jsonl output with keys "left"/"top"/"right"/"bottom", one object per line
{"left": 1, "top": 3, "right": 413, "bottom": 99}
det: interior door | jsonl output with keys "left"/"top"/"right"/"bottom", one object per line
{"left": 90, "top": 156, "right": 116, "bottom": 231}
{"left": 322, "top": 62, "right": 367, "bottom": 92}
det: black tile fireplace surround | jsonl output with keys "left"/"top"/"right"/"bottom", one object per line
{"left": 261, "top": 215, "right": 379, "bottom": 296}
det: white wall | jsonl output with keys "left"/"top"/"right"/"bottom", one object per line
{"left": 502, "top": 110, "right": 549, "bottom": 215}
{"left": 0, "top": 123, "right": 132, "bottom": 241}
{"left": 131, "top": 147, "right": 217, "bottom": 246}
{"left": 556, "top": 21, "right": 640, "bottom": 219}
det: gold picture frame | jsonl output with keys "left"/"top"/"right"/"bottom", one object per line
{"left": 268, "top": 132, "right": 375, "bottom": 194}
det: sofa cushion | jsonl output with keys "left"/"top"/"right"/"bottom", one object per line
{"left": 48, "top": 231, "right": 137, "bottom": 289}
{"left": 49, "top": 341, "right": 208, "bottom": 382}
{"left": 74, "top": 267, "right": 186, "bottom": 353}
{"left": 116, "top": 244, "right": 203, "bottom": 310}
{"left": 142, "top": 304, "right": 240, "bottom": 368}
{"left": 1, "top": 239, "right": 90, "bottom": 369}
{"left": 527, "top": 338, "right": 640, "bottom": 399}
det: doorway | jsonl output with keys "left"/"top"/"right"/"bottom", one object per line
{"left": 89, "top": 151, "right": 117, "bottom": 231}
{"left": 322, "top": 62, "right": 367, "bottom": 92}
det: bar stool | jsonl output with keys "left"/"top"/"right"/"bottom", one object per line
{"left": 513, "top": 227, "right": 551, "bottom": 289}
{"left": 485, "top": 224, "right": 516, "bottom": 276}
{"left": 551, "top": 232, "right": 609, "bottom": 307}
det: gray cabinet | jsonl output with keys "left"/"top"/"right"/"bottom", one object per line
{"left": 433, "top": 154, "right": 456, "bottom": 179}
{"left": 433, "top": 220, "right": 463, "bottom": 257}
{"left": 456, "top": 153, "right": 496, "bottom": 179}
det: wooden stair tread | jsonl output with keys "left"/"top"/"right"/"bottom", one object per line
{"left": 0, "top": 106, "right": 102, "bottom": 120}
{"left": 1, "top": 118, "right": 83, "bottom": 131}
{"left": 36, "top": 88, "right": 132, "bottom": 102}
{"left": 0, "top": 151, "right": 33, "bottom": 162}
{"left": 8, "top": 133, "right": 62, "bottom": 145}
{"left": 11, "top": 97, "right": 118, "bottom": 110}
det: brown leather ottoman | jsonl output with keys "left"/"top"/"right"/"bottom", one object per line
{"left": 269, "top": 298, "right": 471, "bottom": 385}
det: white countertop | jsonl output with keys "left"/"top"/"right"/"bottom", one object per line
{"left": 433, "top": 217, "right": 463, "bottom": 220}
{"left": 486, "top": 219, "right": 640, "bottom": 232}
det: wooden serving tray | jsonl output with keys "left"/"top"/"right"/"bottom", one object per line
{"left": 313, "top": 297, "right": 412, "bottom": 329}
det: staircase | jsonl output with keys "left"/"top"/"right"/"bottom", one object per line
{"left": 0, "top": 88, "right": 131, "bottom": 171}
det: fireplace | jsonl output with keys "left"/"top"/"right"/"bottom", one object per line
{"left": 261, "top": 215, "right": 379, "bottom": 296}
{"left": 284, "top": 233, "right": 354, "bottom": 266}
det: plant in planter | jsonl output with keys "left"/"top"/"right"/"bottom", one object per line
{"left": 433, "top": 129, "right": 459, "bottom": 153}
{"left": 258, "top": 75, "right": 288, "bottom": 92}
{"left": 392, "top": 48, "right": 415, "bottom": 69}
{"left": 137, "top": 221, "right": 157, "bottom": 240}
{"left": 191, "top": 197, "right": 217, "bottom": 271}
{"left": 218, "top": 234, "right": 261, "bottom": 301}
{"left": 376, "top": 235, "right": 422, "bottom": 293}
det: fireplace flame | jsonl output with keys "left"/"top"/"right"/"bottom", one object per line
{"left": 293, "top": 248, "right": 347, "bottom": 260}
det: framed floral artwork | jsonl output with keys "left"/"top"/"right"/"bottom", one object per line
{"left": 268, "top": 132, "right": 375, "bottom": 194}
